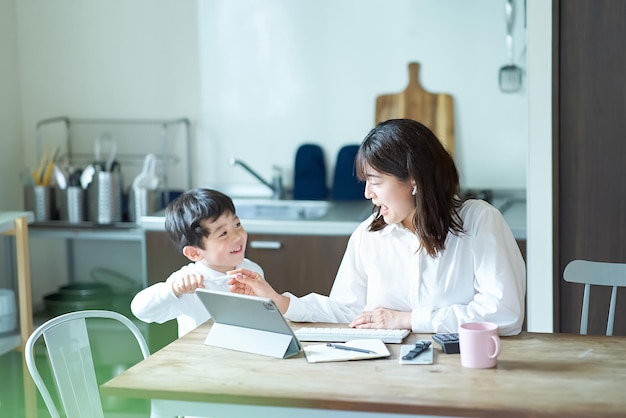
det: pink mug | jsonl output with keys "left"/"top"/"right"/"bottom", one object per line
{"left": 458, "top": 322, "right": 501, "bottom": 368}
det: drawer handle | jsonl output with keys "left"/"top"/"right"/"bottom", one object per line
{"left": 249, "top": 240, "right": 282, "bottom": 250}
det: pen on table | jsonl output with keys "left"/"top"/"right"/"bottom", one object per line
{"left": 326, "top": 343, "right": 376, "bottom": 354}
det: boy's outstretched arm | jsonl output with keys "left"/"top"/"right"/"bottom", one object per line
{"left": 227, "top": 268, "right": 291, "bottom": 314}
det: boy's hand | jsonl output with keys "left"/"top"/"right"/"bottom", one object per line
{"left": 171, "top": 274, "right": 205, "bottom": 297}
{"left": 227, "top": 268, "right": 290, "bottom": 314}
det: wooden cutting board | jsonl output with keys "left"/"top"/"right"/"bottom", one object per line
{"left": 375, "top": 62, "right": 455, "bottom": 155}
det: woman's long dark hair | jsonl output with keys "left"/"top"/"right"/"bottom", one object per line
{"left": 356, "top": 119, "right": 463, "bottom": 257}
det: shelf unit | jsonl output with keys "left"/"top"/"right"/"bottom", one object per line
{"left": 1, "top": 211, "right": 37, "bottom": 418}
{"left": 0, "top": 212, "right": 34, "bottom": 356}
{"left": 28, "top": 223, "right": 147, "bottom": 286}
{"left": 32, "top": 116, "right": 191, "bottom": 227}
{"left": 24, "top": 117, "right": 191, "bottom": 358}
{"left": 28, "top": 116, "right": 193, "bottom": 290}
{"left": 35, "top": 116, "right": 192, "bottom": 197}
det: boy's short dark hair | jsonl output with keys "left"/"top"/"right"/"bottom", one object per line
{"left": 164, "top": 188, "right": 236, "bottom": 253}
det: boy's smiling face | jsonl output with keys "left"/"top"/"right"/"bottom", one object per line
{"left": 186, "top": 211, "right": 248, "bottom": 273}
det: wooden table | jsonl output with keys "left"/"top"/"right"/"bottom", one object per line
{"left": 101, "top": 322, "right": 626, "bottom": 418}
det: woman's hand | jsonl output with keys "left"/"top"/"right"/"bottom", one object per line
{"left": 227, "top": 268, "right": 291, "bottom": 314}
{"left": 171, "top": 273, "right": 205, "bottom": 297}
{"left": 349, "top": 307, "right": 412, "bottom": 330}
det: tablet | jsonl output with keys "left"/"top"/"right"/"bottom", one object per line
{"left": 195, "top": 289, "right": 302, "bottom": 358}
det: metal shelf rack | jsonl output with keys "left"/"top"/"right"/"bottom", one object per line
{"left": 34, "top": 116, "right": 192, "bottom": 206}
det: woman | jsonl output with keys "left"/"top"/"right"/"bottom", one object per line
{"left": 228, "top": 119, "right": 526, "bottom": 335}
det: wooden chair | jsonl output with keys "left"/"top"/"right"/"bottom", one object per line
{"left": 24, "top": 310, "right": 150, "bottom": 418}
{"left": 563, "top": 260, "right": 626, "bottom": 336}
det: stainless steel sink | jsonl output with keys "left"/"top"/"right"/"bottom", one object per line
{"left": 233, "top": 199, "right": 331, "bottom": 220}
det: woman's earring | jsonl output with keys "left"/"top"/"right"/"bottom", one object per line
{"left": 411, "top": 185, "right": 417, "bottom": 196}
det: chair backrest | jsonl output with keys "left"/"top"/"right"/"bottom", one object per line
{"left": 331, "top": 144, "right": 365, "bottom": 201}
{"left": 24, "top": 310, "right": 150, "bottom": 418}
{"left": 563, "top": 259, "right": 626, "bottom": 336}
{"left": 292, "top": 143, "right": 328, "bottom": 200}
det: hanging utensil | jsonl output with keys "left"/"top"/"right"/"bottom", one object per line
{"left": 53, "top": 165, "right": 68, "bottom": 189}
{"left": 80, "top": 164, "right": 96, "bottom": 189}
{"left": 94, "top": 132, "right": 118, "bottom": 171}
{"left": 69, "top": 168, "right": 83, "bottom": 188}
{"left": 105, "top": 140, "right": 117, "bottom": 172}
{"left": 133, "top": 153, "right": 159, "bottom": 190}
{"left": 499, "top": 0, "right": 522, "bottom": 92}
{"left": 40, "top": 147, "right": 60, "bottom": 186}
{"left": 141, "top": 154, "right": 159, "bottom": 189}
{"left": 34, "top": 150, "right": 48, "bottom": 185}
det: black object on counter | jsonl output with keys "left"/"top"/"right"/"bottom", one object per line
{"left": 432, "top": 333, "right": 460, "bottom": 354}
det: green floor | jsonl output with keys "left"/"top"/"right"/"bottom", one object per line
{"left": 0, "top": 350, "right": 29, "bottom": 418}
{"left": 0, "top": 346, "right": 150, "bottom": 418}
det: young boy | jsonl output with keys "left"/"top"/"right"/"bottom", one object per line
{"left": 131, "top": 188, "right": 263, "bottom": 337}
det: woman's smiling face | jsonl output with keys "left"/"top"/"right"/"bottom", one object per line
{"left": 362, "top": 165, "right": 416, "bottom": 231}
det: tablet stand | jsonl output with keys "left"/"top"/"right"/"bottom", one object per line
{"left": 204, "top": 323, "right": 300, "bottom": 359}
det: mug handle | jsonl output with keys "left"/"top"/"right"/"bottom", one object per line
{"left": 489, "top": 335, "right": 502, "bottom": 359}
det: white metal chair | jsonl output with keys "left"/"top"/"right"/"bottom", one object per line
{"left": 563, "top": 259, "right": 626, "bottom": 336}
{"left": 24, "top": 310, "right": 150, "bottom": 418}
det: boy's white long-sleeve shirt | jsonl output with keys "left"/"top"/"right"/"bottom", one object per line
{"left": 131, "top": 259, "right": 263, "bottom": 337}
{"left": 284, "top": 199, "right": 526, "bottom": 336}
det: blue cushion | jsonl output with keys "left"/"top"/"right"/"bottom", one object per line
{"left": 331, "top": 145, "right": 365, "bottom": 200}
{"left": 293, "top": 144, "right": 328, "bottom": 200}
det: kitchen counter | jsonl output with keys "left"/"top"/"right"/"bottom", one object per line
{"left": 141, "top": 200, "right": 374, "bottom": 236}
{"left": 0, "top": 211, "right": 35, "bottom": 233}
{"left": 140, "top": 190, "right": 527, "bottom": 239}
{"left": 490, "top": 189, "right": 527, "bottom": 240}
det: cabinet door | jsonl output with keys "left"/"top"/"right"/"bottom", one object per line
{"left": 246, "top": 234, "right": 349, "bottom": 297}
{"left": 555, "top": 0, "right": 626, "bottom": 334}
{"left": 145, "top": 231, "right": 187, "bottom": 351}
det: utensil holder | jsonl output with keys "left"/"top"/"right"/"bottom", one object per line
{"left": 88, "top": 171, "right": 122, "bottom": 224}
{"left": 58, "top": 186, "right": 86, "bottom": 223}
{"left": 24, "top": 185, "right": 55, "bottom": 222}
{"left": 129, "top": 187, "right": 160, "bottom": 223}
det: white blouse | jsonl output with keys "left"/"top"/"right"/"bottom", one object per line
{"left": 131, "top": 259, "right": 264, "bottom": 337}
{"left": 284, "top": 199, "right": 526, "bottom": 336}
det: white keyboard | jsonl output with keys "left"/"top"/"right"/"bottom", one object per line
{"left": 294, "top": 327, "right": 410, "bottom": 344}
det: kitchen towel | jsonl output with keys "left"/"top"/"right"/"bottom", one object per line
{"left": 331, "top": 145, "right": 365, "bottom": 200}
{"left": 292, "top": 144, "right": 328, "bottom": 200}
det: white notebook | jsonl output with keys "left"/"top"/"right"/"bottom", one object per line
{"left": 303, "top": 339, "right": 390, "bottom": 363}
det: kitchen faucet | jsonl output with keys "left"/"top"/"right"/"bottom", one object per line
{"left": 229, "top": 158, "right": 284, "bottom": 199}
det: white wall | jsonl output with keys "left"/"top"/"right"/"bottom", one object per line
{"left": 0, "top": 0, "right": 23, "bottom": 212}
{"left": 5, "top": 0, "right": 553, "bottom": 327}
{"left": 15, "top": 0, "right": 200, "bottom": 174}
{"left": 0, "top": 0, "right": 22, "bottom": 290}
{"left": 526, "top": 0, "right": 553, "bottom": 332}
{"left": 197, "top": 0, "right": 528, "bottom": 190}
{"left": 12, "top": 0, "right": 200, "bottom": 303}
{"left": 13, "top": 0, "right": 527, "bottom": 194}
